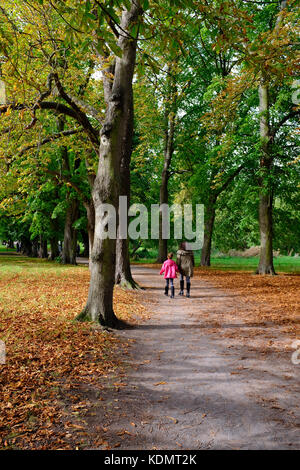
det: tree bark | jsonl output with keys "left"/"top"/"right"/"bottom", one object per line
{"left": 81, "top": 229, "right": 89, "bottom": 258}
{"left": 61, "top": 195, "right": 79, "bottom": 265}
{"left": 115, "top": 238, "right": 138, "bottom": 288}
{"left": 157, "top": 164, "right": 170, "bottom": 263}
{"left": 31, "top": 239, "right": 39, "bottom": 257}
{"left": 256, "top": 78, "right": 276, "bottom": 274}
{"left": 83, "top": 198, "right": 95, "bottom": 267}
{"left": 201, "top": 196, "right": 216, "bottom": 266}
{"left": 157, "top": 96, "right": 176, "bottom": 263}
{"left": 77, "top": 2, "right": 142, "bottom": 327}
{"left": 256, "top": 1, "right": 287, "bottom": 274}
{"left": 20, "top": 236, "right": 32, "bottom": 256}
{"left": 115, "top": 145, "right": 138, "bottom": 288}
{"left": 38, "top": 236, "right": 48, "bottom": 258}
{"left": 50, "top": 237, "right": 59, "bottom": 260}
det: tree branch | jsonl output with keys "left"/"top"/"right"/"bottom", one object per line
{"left": 52, "top": 73, "right": 100, "bottom": 147}
{"left": 271, "top": 109, "right": 300, "bottom": 138}
{"left": 215, "top": 163, "right": 245, "bottom": 196}
{"left": 18, "top": 128, "right": 83, "bottom": 156}
{"left": 44, "top": 168, "right": 90, "bottom": 205}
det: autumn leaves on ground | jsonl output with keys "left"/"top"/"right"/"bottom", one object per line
{"left": 0, "top": 257, "right": 299, "bottom": 450}
{"left": 0, "top": 256, "right": 147, "bottom": 450}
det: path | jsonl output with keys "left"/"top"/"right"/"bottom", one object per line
{"left": 86, "top": 266, "right": 299, "bottom": 450}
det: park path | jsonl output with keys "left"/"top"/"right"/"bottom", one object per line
{"left": 88, "top": 266, "right": 299, "bottom": 450}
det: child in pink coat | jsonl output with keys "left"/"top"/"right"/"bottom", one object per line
{"left": 159, "top": 252, "right": 179, "bottom": 298}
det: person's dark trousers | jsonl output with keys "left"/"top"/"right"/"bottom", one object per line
{"left": 180, "top": 274, "right": 191, "bottom": 297}
{"left": 164, "top": 282, "right": 168, "bottom": 296}
{"left": 186, "top": 276, "right": 191, "bottom": 297}
{"left": 165, "top": 278, "right": 174, "bottom": 298}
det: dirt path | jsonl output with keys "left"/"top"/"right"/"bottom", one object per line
{"left": 87, "top": 266, "right": 299, "bottom": 450}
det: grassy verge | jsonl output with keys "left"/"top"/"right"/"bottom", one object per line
{"left": 193, "top": 267, "right": 300, "bottom": 346}
{"left": 0, "top": 246, "right": 16, "bottom": 252}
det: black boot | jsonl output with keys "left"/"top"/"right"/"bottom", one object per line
{"left": 186, "top": 281, "right": 191, "bottom": 298}
{"left": 164, "top": 285, "right": 169, "bottom": 296}
{"left": 170, "top": 286, "right": 175, "bottom": 298}
{"left": 179, "top": 280, "right": 184, "bottom": 295}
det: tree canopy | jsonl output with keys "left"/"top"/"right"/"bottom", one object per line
{"left": 0, "top": 0, "right": 299, "bottom": 325}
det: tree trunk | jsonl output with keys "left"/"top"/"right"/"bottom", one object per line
{"left": 115, "top": 142, "right": 138, "bottom": 288}
{"left": 32, "top": 239, "right": 39, "bottom": 257}
{"left": 83, "top": 199, "right": 95, "bottom": 268}
{"left": 77, "top": 2, "right": 142, "bottom": 327}
{"left": 38, "top": 236, "right": 48, "bottom": 258}
{"left": 256, "top": 78, "right": 276, "bottom": 274}
{"left": 257, "top": 190, "right": 275, "bottom": 274}
{"left": 61, "top": 196, "right": 79, "bottom": 265}
{"left": 50, "top": 238, "right": 59, "bottom": 260}
{"left": 157, "top": 99, "right": 176, "bottom": 263}
{"left": 20, "top": 237, "right": 32, "bottom": 256}
{"left": 201, "top": 197, "right": 216, "bottom": 266}
{"left": 115, "top": 238, "right": 138, "bottom": 288}
{"left": 81, "top": 230, "right": 89, "bottom": 258}
{"left": 157, "top": 165, "right": 169, "bottom": 263}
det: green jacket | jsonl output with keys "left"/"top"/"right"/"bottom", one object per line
{"left": 176, "top": 249, "right": 194, "bottom": 277}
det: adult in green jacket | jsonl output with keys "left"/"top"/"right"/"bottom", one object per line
{"left": 176, "top": 242, "right": 194, "bottom": 297}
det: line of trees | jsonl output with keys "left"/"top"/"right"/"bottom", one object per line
{"left": 0, "top": 1, "right": 299, "bottom": 327}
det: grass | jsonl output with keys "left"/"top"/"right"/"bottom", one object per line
{"left": 0, "top": 255, "right": 79, "bottom": 274}
{"left": 0, "top": 246, "right": 16, "bottom": 252}
{"left": 131, "top": 255, "right": 300, "bottom": 273}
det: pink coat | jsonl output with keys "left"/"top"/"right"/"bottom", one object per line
{"left": 159, "top": 259, "right": 179, "bottom": 279}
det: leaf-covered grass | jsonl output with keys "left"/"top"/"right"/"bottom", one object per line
{"left": 0, "top": 257, "right": 146, "bottom": 450}
{"left": 193, "top": 267, "right": 300, "bottom": 343}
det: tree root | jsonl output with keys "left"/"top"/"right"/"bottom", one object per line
{"left": 255, "top": 266, "right": 277, "bottom": 275}
{"left": 116, "top": 277, "right": 143, "bottom": 290}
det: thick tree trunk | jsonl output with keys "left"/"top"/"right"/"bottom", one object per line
{"left": 50, "top": 238, "right": 59, "bottom": 260}
{"left": 81, "top": 230, "right": 89, "bottom": 258}
{"left": 257, "top": 191, "right": 275, "bottom": 274}
{"left": 256, "top": 79, "right": 276, "bottom": 275}
{"left": 256, "top": 1, "right": 287, "bottom": 274}
{"left": 20, "top": 237, "right": 32, "bottom": 256}
{"left": 84, "top": 199, "right": 95, "bottom": 267}
{"left": 61, "top": 196, "right": 79, "bottom": 265}
{"left": 115, "top": 238, "right": 138, "bottom": 288}
{"left": 38, "top": 236, "right": 48, "bottom": 258}
{"left": 32, "top": 239, "right": 39, "bottom": 257}
{"left": 201, "top": 197, "right": 216, "bottom": 266}
{"left": 77, "top": 2, "right": 142, "bottom": 327}
{"left": 115, "top": 149, "right": 138, "bottom": 289}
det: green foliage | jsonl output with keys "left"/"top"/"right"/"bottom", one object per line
{"left": 0, "top": 0, "right": 298, "bottom": 259}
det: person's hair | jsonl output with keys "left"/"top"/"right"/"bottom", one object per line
{"left": 167, "top": 252, "right": 173, "bottom": 259}
{"left": 179, "top": 241, "right": 186, "bottom": 250}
